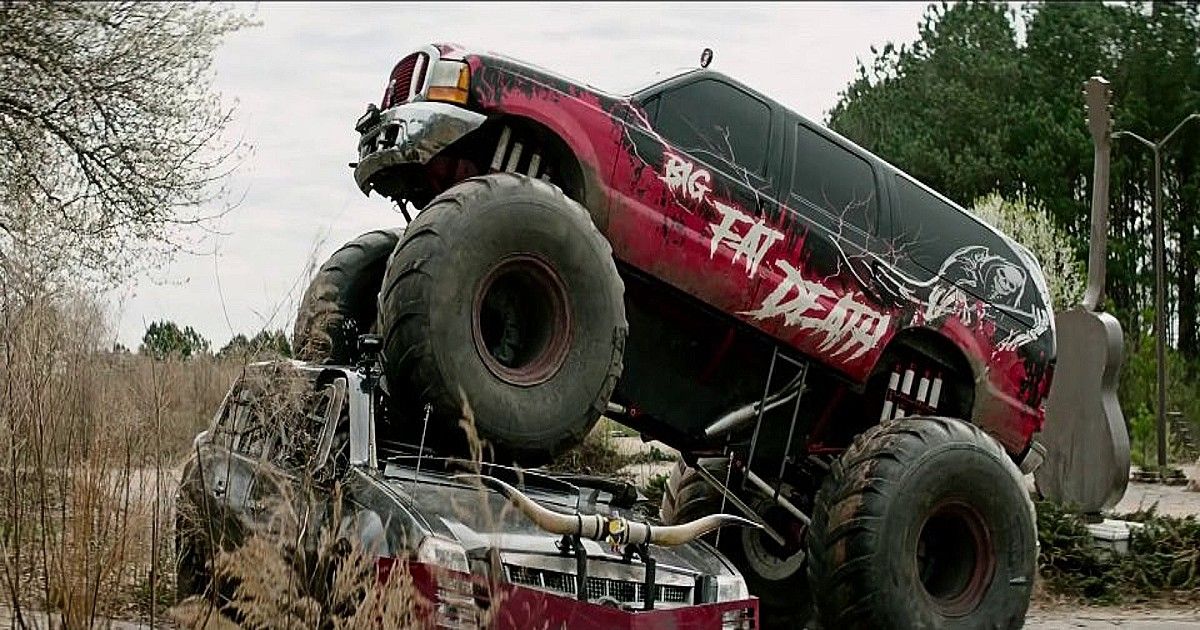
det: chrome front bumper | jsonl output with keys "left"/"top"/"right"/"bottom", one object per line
{"left": 352, "top": 101, "right": 486, "bottom": 195}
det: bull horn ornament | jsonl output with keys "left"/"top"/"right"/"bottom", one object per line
{"left": 459, "top": 474, "right": 760, "bottom": 547}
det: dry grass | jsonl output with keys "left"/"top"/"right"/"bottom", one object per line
{"left": 0, "top": 262, "right": 605, "bottom": 628}
{"left": 167, "top": 390, "right": 516, "bottom": 629}
{"left": 0, "top": 279, "right": 242, "bottom": 627}
{"left": 0, "top": 273, "right": 449, "bottom": 628}
{"left": 171, "top": 481, "right": 429, "bottom": 630}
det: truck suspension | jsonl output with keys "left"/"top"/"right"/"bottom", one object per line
{"left": 879, "top": 361, "right": 944, "bottom": 422}
{"left": 490, "top": 125, "right": 552, "bottom": 182}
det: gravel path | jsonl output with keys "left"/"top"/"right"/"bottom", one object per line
{"left": 1113, "top": 465, "right": 1200, "bottom": 517}
{"left": 1026, "top": 605, "right": 1200, "bottom": 629}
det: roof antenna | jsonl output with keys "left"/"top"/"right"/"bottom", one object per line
{"left": 700, "top": 47, "right": 713, "bottom": 69}
{"left": 414, "top": 402, "right": 431, "bottom": 478}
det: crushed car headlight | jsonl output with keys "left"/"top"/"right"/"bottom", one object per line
{"left": 417, "top": 536, "right": 478, "bottom": 629}
{"left": 425, "top": 60, "right": 471, "bottom": 105}
{"left": 721, "top": 606, "right": 757, "bottom": 630}
{"left": 417, "top": 535, "right": 471, "bottom": 573}
{"left": 716, "top": 573, "right": 749, "bottom": 602}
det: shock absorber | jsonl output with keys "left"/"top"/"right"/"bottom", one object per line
{"left": 879, "top": 362, "right": 901, "bottom": 423}
{"left": 490, "top": 125, "right": 548, "bottom": 181}
{"left": 895, "top": 362, "right": 916, "bottom": 419}
{"left": 880, "top": 361, "right": 944, "bottom": 422}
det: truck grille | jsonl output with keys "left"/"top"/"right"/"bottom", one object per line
{"left": 381, "top": 52, "right": 428, "bottom": 108}
{"left": 503, "top": 563, "right": 691, "bottom": 606}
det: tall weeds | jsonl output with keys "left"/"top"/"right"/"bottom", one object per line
{"left": 0, "top": 277, "right": 238, "bottom": 627}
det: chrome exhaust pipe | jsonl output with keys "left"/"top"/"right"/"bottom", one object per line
{"left": 704, "top": 374, "right": 805, "bottom": 439}
{"left": 461, "top": 475, "right": 759, "bottom": 547}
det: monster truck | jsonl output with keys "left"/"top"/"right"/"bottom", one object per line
{"left": 297, "top": 43, "right": 1055, "bottom": 628}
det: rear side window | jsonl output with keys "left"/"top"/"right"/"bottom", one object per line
{"left": 654, "top": 79, "right": 771, "bottom": 176}
{"left": 790, "top": 124, "right": 879, "bottom": 234}
{"left": 894, "top": 176, "right": 1007, "bottom": 272}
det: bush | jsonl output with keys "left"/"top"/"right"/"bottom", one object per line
{"left": 971, "top": 192, "right": 1083, "bottom": 311}
{"left": 1037, "top": 500, "right": 1200, "bottom": 602}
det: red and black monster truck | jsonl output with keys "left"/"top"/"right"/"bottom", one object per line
{"left": 296, "top": 43, "right": 1052, "bottom": 629}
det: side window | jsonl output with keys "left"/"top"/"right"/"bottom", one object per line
{"left": 894, "top": 175, "right": 1007, "bottom": 272}
{"left": 273, "top": 380, "right": 344, "bottom": 472}
{"left": 790, "top": 124, "right": 879, "bottom": 235}
{"left": 654, "top": 79, "right": 771, "bottom": 176}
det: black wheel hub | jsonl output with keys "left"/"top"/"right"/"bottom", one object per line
{"left": 915, "top": 500, "right": 995, "bottom": 616}
{"left": 472, "top": 254, "right": 571, "bottom": 386}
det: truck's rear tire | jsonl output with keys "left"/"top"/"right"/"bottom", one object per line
{"left": 376, "top": 173, "right": 626, "bottom": 464}
{"left": 294, "top": 229, "right": 402, "bottom": 363}
{"left": 660, "top": 459, "right": 813, "bottom": 629}
{"left": 806, "top": 416, "right": 1035, "bottom": 629}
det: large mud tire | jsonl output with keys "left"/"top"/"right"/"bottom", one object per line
{"left": 294, "top": 229, "right": 402, "bottom": 363}
{"left": 807, "top": 417, "right": 1036, "bottom": 629}
{"left": 660, "top": 459, "right": 813, "bottom": 629}
{"left": 376, "top": 173, "right": 626, "bottom": 464}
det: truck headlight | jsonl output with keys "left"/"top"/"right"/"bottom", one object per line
{"left": 716, "top": 573, "right": 749, "bottom": 601}
{"left": 426, "top": 60, "right": 471, "bottom": 105}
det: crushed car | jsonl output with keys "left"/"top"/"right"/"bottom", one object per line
{"left": 175, "top": 355, "right": 760, "bottom": 629}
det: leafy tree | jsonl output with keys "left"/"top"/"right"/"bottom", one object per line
{"left": 829, "top": 2, "right": 1024, "bottom": 205}
{"left": 140, "top": 320, "right": 210, "bottom": 359}
{"left": 0, "top": 2, "right": 250, "bottom": 287}
{"left": 218, "top": 329, "right": 292, "bottom": 359}
{"left": 217, "top": 334, "right": 251, "bottom": 358}
{"left": 829, "top": 1, "right": 1200, "bottom": 356}
{"left": 834, "top": 1, "right": 1200, "bottom": 460}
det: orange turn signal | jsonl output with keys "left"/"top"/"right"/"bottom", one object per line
{"left": 426, "top": 61, "right": 471, "bottom": 105}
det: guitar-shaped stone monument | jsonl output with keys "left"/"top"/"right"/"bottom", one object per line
{"left": 1035, "top": 76, "right": 1131, "bottom": 514}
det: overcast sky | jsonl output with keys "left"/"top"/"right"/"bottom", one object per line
{"left": 109, "top": 1, "right": 933, "bottom": 349}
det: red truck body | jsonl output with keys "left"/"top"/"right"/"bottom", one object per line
{"left": 406, "top": 44, "right": 1053, "bottom": 456}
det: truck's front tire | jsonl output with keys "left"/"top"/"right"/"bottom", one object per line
{"left": 806, "top": 416, "right": 1035, "bottom": 629}
{"left": 376, "top": 173, "right": 626, "bottom": 464}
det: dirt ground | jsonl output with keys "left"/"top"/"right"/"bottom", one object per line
{"left": 1112, "top": 465, "right": 1200, "bottom": 517}
{"left": 1026, "top": 464, "right": 1200, "bottom": 628}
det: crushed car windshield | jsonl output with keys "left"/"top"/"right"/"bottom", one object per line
{"left": 212, "top": 369, "right": 343, "bottom": 468}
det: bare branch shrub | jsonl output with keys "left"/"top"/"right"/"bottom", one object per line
{"left": 0, "top": 1, "right": 252, "bottom": 287}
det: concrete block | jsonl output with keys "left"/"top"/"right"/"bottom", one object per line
{"left": 1086, "top": 518, "right": 1143, "bottom": 555}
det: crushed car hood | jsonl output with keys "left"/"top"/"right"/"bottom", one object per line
{"left": 381, "top": 459, "right": 737, "bottom": 578}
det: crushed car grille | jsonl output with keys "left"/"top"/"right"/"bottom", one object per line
{"left": 503, "top": 563, "right": 690, "bottom": 605}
